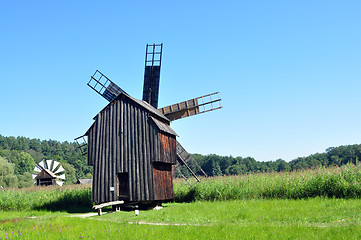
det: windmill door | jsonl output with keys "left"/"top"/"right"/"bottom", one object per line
{"left": 117, "top": 173, "right": 129, "bottom": 200}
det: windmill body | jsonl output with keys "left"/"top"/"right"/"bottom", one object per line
{"left": 86, "top": 93, "right": 177, "bottom": 203}
{"left": 81, "top": 44, "right": 222, "bottom": 205}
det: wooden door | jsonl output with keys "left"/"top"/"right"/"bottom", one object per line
{"left": 117, "top": 173, "right": 129, "bottom": 200}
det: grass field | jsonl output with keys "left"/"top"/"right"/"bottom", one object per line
{"left": 1, "top": 164, "right": 361, "bottom": 239}
{"left": 175, "top": 163, "right": 361, "bottom": 201}
{"left": 1, "top": 199, "right": 361, "bottom": 239}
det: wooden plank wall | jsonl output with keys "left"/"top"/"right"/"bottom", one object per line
{"left": 153, "top": 162, "right": 174, "bottom": 200}
{"left": 87, "top": 96, "right": 159, "bottom": 203}
{"left": 158, "top": 133, "right": 177, "bottom": 164}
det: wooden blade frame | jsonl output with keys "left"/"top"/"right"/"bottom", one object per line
{"left": 87, "top": 70, "right": 127, "bottom": 102}
{"left": 74, "top": 135, "right": 88, "bottom": 156}
{"left": 142, "top": 43, "right": 163, "bottom": 108}
{"left": 158, "top": 92, "right": 222, "bottom": 121}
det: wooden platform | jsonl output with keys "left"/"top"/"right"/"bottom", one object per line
{"left": 93, "top": 200, "right": 124, "bottom": 216}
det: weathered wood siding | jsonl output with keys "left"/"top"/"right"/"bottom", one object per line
{"left": 157, "top": 133, "right": 177, "bottom": 164}
{"left": 86, "top": 94, "right": 176, "bottom": 204}
{"left": 153, "top": 162, "right": 174, "bottom": 200}
{"left": 142, "top": 66, "right": 161, "bottom": 108}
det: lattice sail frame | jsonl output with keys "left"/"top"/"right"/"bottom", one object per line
{"left": 158, "top": 92, "right": 222, "bottom": 121}
{"left": 142, "top": 43, "right": 163, "bottom": 108}
{"left": 88, "top": 70, "right": 127, "bottom": 102}
{"left": 75, "top": 135, "right": 88, "bottom": 155}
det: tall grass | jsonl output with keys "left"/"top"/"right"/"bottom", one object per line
{"left": 174, "top": 163, "right": 361, "bottom": 201}
{"left": 1, "top": 164, "right": 361, "bottom": 212}
{"left": 0, "top": 184, "right": 92, "bottom": 212}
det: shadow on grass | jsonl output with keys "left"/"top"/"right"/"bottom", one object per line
{"left": 33, "top": 191, "right": 93, "bottom": 213}
{"left": 174, "top": 188, "right": 196, "bottom": 203}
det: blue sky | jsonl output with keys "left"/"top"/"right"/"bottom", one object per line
{"left": 1, "top": 1, "right": 360, "bottom": 162}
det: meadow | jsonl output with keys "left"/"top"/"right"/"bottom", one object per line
{"left": 0, "top": 164, "right": 361, "bottom": 239}
{"left": 175, "top": 163, "right": 361, "bottom": 201}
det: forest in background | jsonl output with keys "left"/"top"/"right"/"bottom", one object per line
{"left": 0, "top": 134, "right": 360, "bottom": 188}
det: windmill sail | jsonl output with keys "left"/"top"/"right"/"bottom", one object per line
{"left": 74, "top": 135, "right": 88, "bottom": 155}
{"left": 54, "top": 165, "right": 65, "bottom": 174}
{"left": 52, "top": 161, "right": 60, "bottom": 170}
{"left": 46, "top": 160, "right": 53, "bottom": 170}
{"left": 142, "top": 43, "right": 163, "bottom": 108}
{"left": 158, "top": 92, "right": 222, "bottom": 121}
{"left": 88, "top": 70, "right": 127, "bottom": 102}
{"left": 38, "top": 160, "right": 46, "bottom": 169}
{"left": 33, "top": 165, "right": 42, "bottom": 173}
{"left": 56, "top": 174, "right": 66, "bottom": 180}
{"left": 56, "top": 181, "right": 64, "bottom": 186}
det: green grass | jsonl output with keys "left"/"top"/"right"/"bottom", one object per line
{"left": 1, "top": 199, "right": 361, "bottom": 239}
{"left": 0, "top": 184, "right": 92, "bottom": 212}
{"left": 0, "top": 164, "right": 361, "bottom": 238}
{"left": 101, "top": 198, "right": 361, "bottom": 227}
{"left": 1, "top": 164, "right": 361, "bottom": 212}
{"left": 175, "top": 163, "right": 361, "bottom": 201}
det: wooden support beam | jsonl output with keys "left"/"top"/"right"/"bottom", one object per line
{"left": 177, "top": 154, "right": 200, "bottom": 182}
{"left": 93, "top": 200, "right": 125, "bottom": 216}
{"left": 175, "top": 167, "right": 193, "bottom": 188}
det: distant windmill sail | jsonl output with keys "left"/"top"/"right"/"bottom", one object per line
{"left": 38, "top": 160, "right": 46, "bottom": 169}
{"left": 142, "top": 43, "right": 163, "bottom": 108}
{"left": 158, "top": 92, "right": 222, "bottom": 121}
{"left": 88, "top": 70, "right": 127, "bottom": 102}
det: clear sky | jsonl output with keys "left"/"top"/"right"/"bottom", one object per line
{"left": 1, "top": 1, "right": 360, "bottom": 162}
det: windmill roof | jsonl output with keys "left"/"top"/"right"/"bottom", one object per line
{"left": 85, "top": 92, "right": 171, "bottom": 135}
{"left": 125, "top": 94, "right": 170, "bottom": 121}
{"left": 151, "top": 117, "right": 178, "bottom": 136}
{"left": 35, "top": 168, "right": 57, "bottom": 179}
{"left": 44, "top": 168, "right": 57, "bottom": 178}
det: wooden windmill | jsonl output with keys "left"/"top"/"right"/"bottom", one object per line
{"left": 32, "top": 159, "right": 66, "bottom": 186}
{"left": 77, "top": 44, "right": 222, "bottom": 205}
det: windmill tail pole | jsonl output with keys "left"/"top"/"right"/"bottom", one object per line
{"left": 175, "top": 168, "right": 193, "bottom": 188}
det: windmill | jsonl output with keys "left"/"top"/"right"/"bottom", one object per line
{"left": 79, "top": 43, "right": 222, "bottom": 204}
{"left": 32, "top": 159, "right": 66, "bottom": 186}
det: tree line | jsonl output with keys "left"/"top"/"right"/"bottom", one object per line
{"left": 0, "top": 134, "right": 360, "bottom": 187}
{"left": 180, "top": 145, "right": 361, "bottom": 177}
{"left": 0, "top": 135, "right": 90, "bottom": 188}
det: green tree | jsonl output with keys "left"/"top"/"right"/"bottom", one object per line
{"left": 212, "top": 161, "right": 222, "bottom": 176}
{"left": 18, "top": 172, "right": 33, "bottom": 188}
{"left": 15, "top": 152, "right": 35, "bottom": 175}
{"left": 226, "top": 164, "right": 245, "bottom": 175}
{"left": 0, "top": 156, "right": 17, "bottom": 188}
{"left": 29, "top": 138, "right": 42, "bottom": 152}
{"left": 275, "top": 159, "right": 290, "bottom": 172}
{"left": 61, "top": 162, "right": 77, "bottom": 184}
